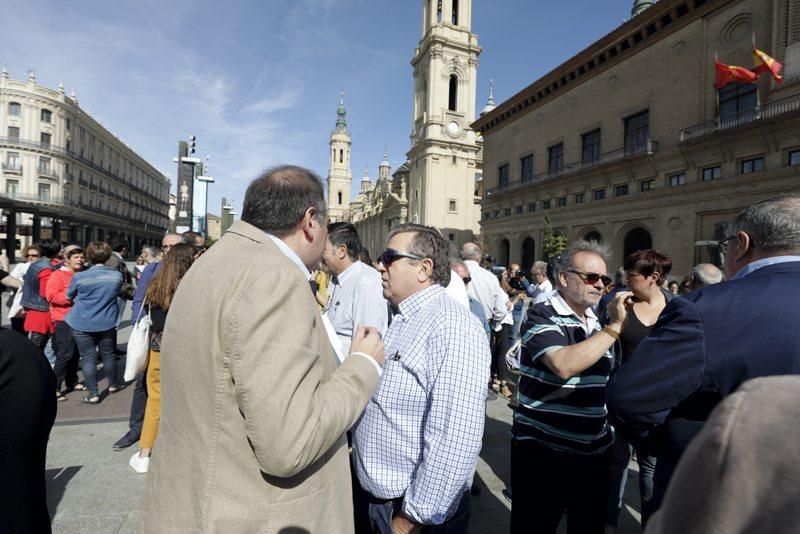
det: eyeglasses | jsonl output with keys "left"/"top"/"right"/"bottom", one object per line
{"left": 567, "top": 269, "right": 612, "bottom": 286}
{"left": 716, "top": 235, "right": 737, "bottom": 254}
{"left": 376, "top": 248, "right": 425, "bottom": 267}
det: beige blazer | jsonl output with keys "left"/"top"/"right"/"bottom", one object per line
{"left": 142, "top": 221, "right": 380, "bottom": 533}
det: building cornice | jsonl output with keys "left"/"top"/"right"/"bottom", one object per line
{"left": 471, "top": 0, "right": 731, "bottom": 135}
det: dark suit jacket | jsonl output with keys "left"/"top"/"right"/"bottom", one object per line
{"left": 607, "top": 261, "right": 800, "bottom": 497}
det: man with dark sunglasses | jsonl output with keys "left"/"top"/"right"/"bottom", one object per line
{"left": 353, "top": 224, "right": 490, "bottom": 534}
{"left": 511, "top": 240, "right": 630, "bottom": 534}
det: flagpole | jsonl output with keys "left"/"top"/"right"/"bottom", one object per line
{"left": 752, "top": 33, "right": 762, "bottom": 109}
{"left": 715, "top": 51, "right": 720, "bottom": 120}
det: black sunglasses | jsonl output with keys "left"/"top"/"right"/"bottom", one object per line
{"left": 377, "top": 248, "right": 425, "bottom": 267}
{"left": 567, "top": 269, "right": 612, "bottom": 286}
{"left": 716, "top": 235, "right": 737, "bottom": 254}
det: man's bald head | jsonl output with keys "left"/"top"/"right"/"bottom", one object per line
{"left": 162, "top": 234, "right": 183, "bottom": 248}
{"left": 692, "top": 263, "right": 723, "bottom": 288}
{"left": 461, "top": 242, "right": 481, "bottom": 261}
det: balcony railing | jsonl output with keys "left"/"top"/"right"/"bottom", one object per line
{"left": 37, "top": 167, "right": 59, "bottom": 181}
{"left": 486, "top": 139, "right": 657, "bottom": 197}
{"left": 680, "top": 93, "right": 800, "bottom": 142}
{"left": 2, "top": 162, "right": 22, "bottom": 173}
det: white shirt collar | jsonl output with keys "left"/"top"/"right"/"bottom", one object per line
{"left": 265, "top": 233, "right": 312, "bottom": 280}
{"left": 335, "top": 260, "right": 364, "bottom": 286}
{"left": 550, "top": 291, "right": 598, "bottom": 321}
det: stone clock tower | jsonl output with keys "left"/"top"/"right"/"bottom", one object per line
{"left": 407, "top": 0, "right": 482, "bottom": 242}
{"left": 327, "top": 93, "right": 353, "bottom": 223}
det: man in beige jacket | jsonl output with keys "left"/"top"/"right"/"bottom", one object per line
{"left": 142, "top": 165, "right": 385, "bottom": 533}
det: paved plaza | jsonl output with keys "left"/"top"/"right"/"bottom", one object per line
{"left": 3, "top": 303, "right": 643, "bottom": 533}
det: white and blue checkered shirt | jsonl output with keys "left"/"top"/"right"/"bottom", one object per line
{"left": 353, "top": 284, "right": 491, "bottom": 525}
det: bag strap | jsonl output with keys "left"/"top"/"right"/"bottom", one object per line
{"left": 134, "top": 297, "right": 148, "bottom": 323}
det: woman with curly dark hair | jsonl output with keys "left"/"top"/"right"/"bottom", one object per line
{"left": 129, "top": 243, "right": 196, "bottom": 473}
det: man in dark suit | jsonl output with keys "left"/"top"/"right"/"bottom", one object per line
{"left": 607, "top": 194, "right": 800, "bottom": 513}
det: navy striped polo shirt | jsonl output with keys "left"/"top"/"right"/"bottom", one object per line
{"left": 512, "top": 292, "right": 613, "bottom": 455}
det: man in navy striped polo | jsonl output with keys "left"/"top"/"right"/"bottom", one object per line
{"left": 511, "top": 241, "right": 630, "bottom": 534}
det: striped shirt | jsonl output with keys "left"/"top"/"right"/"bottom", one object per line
{"left": 513, "top": 292, "right": 613, "bottom": 454}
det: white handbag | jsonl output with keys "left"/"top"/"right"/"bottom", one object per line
{"left": 124, "top": 303, "right": 152, "bottom": 382}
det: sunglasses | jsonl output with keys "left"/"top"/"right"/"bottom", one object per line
{"left": 568, "top": 269, "right": 612, "bottom": 286}
{"left": 376, "top": 248, "right": 425, "bottom": 267}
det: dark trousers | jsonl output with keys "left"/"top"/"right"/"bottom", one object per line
{"left": 11, "top": 317, "right": 26, "bottom": 335}
{"left": 127, "top": 371, "right": 148, "bottom": 437}
{"left": 491, "top": 323, "right": 511, "bottom": 382}
{"left": 28, "top": 331, "right": 51, "bottom": 353}
{"left": 72, "top": 328, "right": 118, "bottom": 397}
{"left": 511, "top": 439, "right": 610, "bottom": 534}
{"left": 52, "top": 320, "right": 79, "bottom": 391}
{"left": 362, "top": 489, "right": 471, "bottom": 534}
{"left": 606, "top": 433, "right": 656, "bottom": 528}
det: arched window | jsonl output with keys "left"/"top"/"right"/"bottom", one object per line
{"left": 337, "top": 191, "right": 342, "bottom": 205}
{"left": 452, "top": 0, "right": 459, "bottom": 24}
{"left": 448, "top": 75, "right": 458, "bottom": 112}
{"left": 623, "top": 227, "right": 652, "bottom": 259}
{"left": 339, "top": 149, "right": 343, "bottom": 163}
{"left": 521, "top": 237, "right": 536, "bottom": 272}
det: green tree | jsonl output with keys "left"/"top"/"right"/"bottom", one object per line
{"left": 542, "top": 212, "right": 568, "bottom": 261}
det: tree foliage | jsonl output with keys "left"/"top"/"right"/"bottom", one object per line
{"left": 542, "top": 212, "right": 568, "bottom": 261}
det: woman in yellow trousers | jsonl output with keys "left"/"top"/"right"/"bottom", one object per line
{"left": 129, "top": 243, "right": 196, "bottom": 473}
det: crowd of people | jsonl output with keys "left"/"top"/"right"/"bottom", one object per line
{"left": 2, "top": 163, "right": 799, "bottom": 533}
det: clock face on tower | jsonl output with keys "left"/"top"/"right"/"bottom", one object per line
{"left": 447, "top": 120, "right": 461, "bottom": 136}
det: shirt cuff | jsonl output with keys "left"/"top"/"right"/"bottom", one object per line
{"left": 349, "top": 351, "right": 382, "bottom": 377}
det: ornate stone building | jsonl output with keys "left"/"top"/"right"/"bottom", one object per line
{"left": 472, "top": 0, "right": 800, "bottom": 277}
{"left": 0, "top": 68, "right": 170, "bottom": 258}
{"left": 331, "top": 0, "right": 484, "bottom": 252}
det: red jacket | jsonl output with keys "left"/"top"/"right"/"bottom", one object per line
{"left": 46, "top": 269, "right": 74, "bottom": 323}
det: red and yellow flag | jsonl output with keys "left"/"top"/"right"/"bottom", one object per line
{"left": 714, "top": 59, "right": 757, "bottom": 89}
{"left": 753, "top": 47, "right": 783, "bottom": 84}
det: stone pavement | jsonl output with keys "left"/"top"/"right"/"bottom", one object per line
{"left": 2, "top": 297, "right": 644, "bottom": 533}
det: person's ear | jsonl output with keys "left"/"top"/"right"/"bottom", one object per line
{"left": 734, "top": 231, "right": 753, "bottom": 261}
{"left": 417, "top": 258, "right": 434, "bottom": 283}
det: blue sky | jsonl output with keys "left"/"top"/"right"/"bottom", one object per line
{"left": 1, "top": 0, "right": 633, "bottom": 216}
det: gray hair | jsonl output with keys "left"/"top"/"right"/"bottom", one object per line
{"left": 692, "top": 263, "right": 723, "bottom": 287}
{"left": 387, "top": 223, "right": 451, "bottom": 286}
{"left": 532, "top": 260, "right": 548, "bottom": 275}
{"left": 141, "top": 245, "right": 159, "bottom": 257}
{"left": 554, "top": 240, "right": 611, "bottom": 287}
{"left": 461, "top": 242, "right": 481, "bottom": 261}
{"left": 730, "top": 194, "right": 800, "bottom": 254}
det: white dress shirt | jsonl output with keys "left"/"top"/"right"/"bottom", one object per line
{"left": 444, "top": 269, "right": 470, "bottom": 309}
{"left": 464, "top": 260, "right": 512, "bottom": 330}
{"left": 324, "top": 260, "right": 388, "bottom": 355}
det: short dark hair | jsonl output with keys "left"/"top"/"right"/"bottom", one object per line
{"left": 386, "top": 223, "right": 451, "bottom": 286}
{"left": 359, "top": 247, "right": 373, "bottom": 267}
{"left": 110, "top": 239, "right": 128, "bottom": 253}
{"left": 731, "top": 194, "right": 800, "bottom": 254}
{"left": 328, "top": 222, "right": 362, "bottom": 261}
{"left": 181, "top": 231, "right": 202, "bottom": 245}
{"left": 85, "top": 242, "right": 112, "bottom": 264}
{"left": 66, "top": 247, "right": 85, "bottom": 259}
{"left": 241, "top": 165, "right": 327, "bottom": 238}
{"left": 624, "top": 249, "right": 673, "bottom": 285}
{"left": 37, "top": 238, "right": 61, "bottom": 259}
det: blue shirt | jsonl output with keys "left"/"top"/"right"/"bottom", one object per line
{"left": 132, "top": 261, "right": 161, "bottom": 324}
{"left": 732, "top": 255, "right": 800, "bottom": 280}
{"left": 66, "top": 265, "right": 123, "bottom": 332}
{"left": 353, "top": 285, "right": 490, "bottom": 525}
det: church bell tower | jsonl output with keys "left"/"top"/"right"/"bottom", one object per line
{"left": 327, "top": 93, "right": 353, "bottom": 223}
{"left": 407, "top": 0, "right": 482, "bottom": 242}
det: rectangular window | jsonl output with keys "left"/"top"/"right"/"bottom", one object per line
{"left": 483, "top": 212, "right": 491, "bottom": 220}
{"left": 740, "top": 157, "right": 764, "bottom": 174}
{"left": 575, "top": 193, "right": 585, "bottom": 204}
{"left": 8, "top": 102, "right": 21, "bottom": 116}
{"left": 615, "top": 184, "right": 629, "bottom": 196}
{"left": 41, "top": 109, "right": 52, "bottom": 123}
{"left": 40, "top": 132, "right": 51, "bottom": 148}
{"left": 4, "top": 152, "right": 20, "bottom": 172}
{"left": 702, "top": 166, "right": 722, "bottom": 181}
{"left": 669, "top": 173, "right": 686, "bottom": 186}
{"left": 39, "top": 157, "right": 51, "bottom": 175}
{"left": 504, "top": 208, "right": 511, "bottom": 216}
{"left": 521, "top": 155, "right": 534, "bottom": 182}
{"left": 498, "top": 164, "right": 510, "bottom": 189}
{"left": 38, "top": 184, "right": 51, "bottom": 202}
{"left": 547, "top": 144, "right": 564, "bottom": 176}
{"left": 516, "top": 206, "right": 523, "bottom": 214}
{"left": 719, "top": 83, "right": 757, "bottom": 121}
{"left": 494, "top": 210, "right": 500, "bottom": 218}
{"left": 448, "top": 199, "right": 458, "bottom": 212}
{"left": 593, "top": 188, "right": 606, "bottom": 200}
{"left": 541, "top": 199, "right": 551, "bottom": 210}
{"left": 6, "top": 179, "right": 19, "bottom": 198}
{"left": 528, "top": 203, "right": 536, "bottom": 212}
{"left": 581, "top": 129, "right": 601, "bottom": 165}
{"left": 66, "top": 118, "right": 71, "bottom": 130}
{"left": 557, "top": 197, "right": 567, "bottom": 207}
{"left": 7, "top": 126, "right": 20, "bottom": 138}
{"left": 640, "top": 179, "right": 655, "bottom": 192}
{"left": 624, "top": 110, "right": 649, "bottom": 154}
{"left": 791, "top": 150, "right": 800, "bottom": 166}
